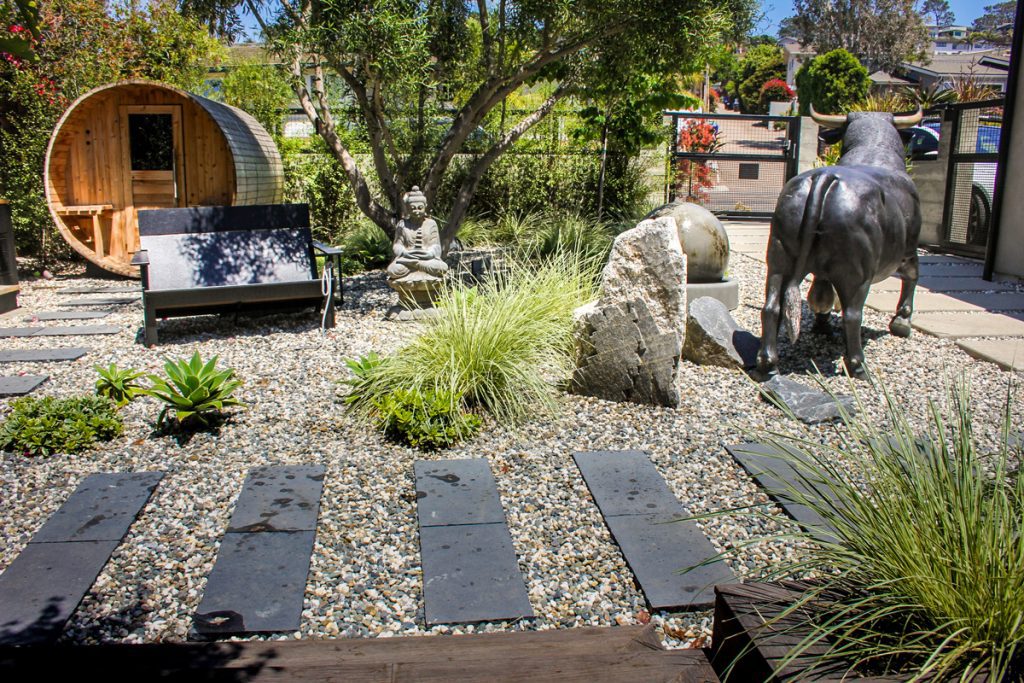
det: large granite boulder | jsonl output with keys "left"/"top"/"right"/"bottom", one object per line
{"left": 683, "top": 296, "right": 760, "bottom": 369}
{"left": 646, "top": 201, "right": 729, "bottom": 282}
{"left": 572, "top": 218, "right": 687, "bottom": 407}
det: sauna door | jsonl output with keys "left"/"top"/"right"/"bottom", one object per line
{"left": 120, "top": 105, "right": 185, "bottom": 252}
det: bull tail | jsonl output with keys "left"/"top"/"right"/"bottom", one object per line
{"left": 783, "top": 172, "right": 836, "bottom": 343}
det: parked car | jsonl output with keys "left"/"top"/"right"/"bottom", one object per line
{"left": 906, "top": 117, "right": 1001, "bottom": 246}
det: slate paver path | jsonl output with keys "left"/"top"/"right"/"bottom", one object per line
{"left": 31, "top": 311, "right": 112, "bottom": 320}
{"left": 0, "top": 348, "right": 88, "bottom": 363}
{"left": 0, "top": 325, "right": 119, "bottom": 337}
{"left": 414, "top": 459, "right": 534, "bottom": 626}
{"left": 0, "top": 375, "right": 48, "bottom": 396}
{"left": 62, "top": 297, "right": 138, "bottom": 307}
{"left": 58, "top": 286, "right": 139, "bottom": 295}
{"left": 192, "top": 465, "right": 325, "bottom": 638}
{"left": 0, "top": 472, "right": 164, "bottom": 645}
{"left": 725, "top": 443, "right": 836, "bottom": 543}
{"left": 573, "top": 450, "right": 735, "bottom": 611}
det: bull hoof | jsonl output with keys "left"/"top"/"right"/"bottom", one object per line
{"left": 889, "top": 316, "right": 912, "bottom": 338}
{"left": 845, "top": 356, "right": 868, "bottom": 379}
{"left": 756, "top": 353, "right": 778, "bottom": 377}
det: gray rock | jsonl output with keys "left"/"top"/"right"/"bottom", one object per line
{"left": 761, "top": 375, "right": 856, "bottom": 424}
{"left": 572, "top": 299, "right": 682, "bottom": 407}
{"left": 683, "top": 296, "right": 759, "bottom": 369}
{"left": 646, "top": 202, "right": 730, "bottom": 282}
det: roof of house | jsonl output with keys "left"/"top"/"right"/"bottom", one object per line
{"left": 902, "top": 51, "right": 1009, "bottom": 79}
{"left": 869, "top": 70, "right": 913, "bottom": 86}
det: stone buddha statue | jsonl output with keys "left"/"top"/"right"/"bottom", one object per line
{"left": 386, "top": 186, "right": 449, "bottom": 281}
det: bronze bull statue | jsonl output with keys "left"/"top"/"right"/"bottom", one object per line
{"left": 757, "top": 107, "right": 923, "bottom": 377}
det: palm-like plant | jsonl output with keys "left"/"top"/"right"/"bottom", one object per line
{"left": 94, "top": 362, "right": 146, "bottom": 407}
{"left": 144, "top": 353, "right": 244, "bottom": 429}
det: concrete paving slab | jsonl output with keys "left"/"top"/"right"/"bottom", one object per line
{"left": 62, "top": 297, "right": 138, "bottom": 307}
{"left": 31, "top": 311, "right": 111, "bottom": 320}
{"left": 912, "top": 312, "right": 1024, "bottom": 338}
{"left": 573, "top": 451, "right": 684, "bottom": 518}
{"left": 0, "top": 327, "right": 42, "bottom": 337}
{"left": 866, "top": 290, "right": 1024, "bottom": 313}
{"left": 0, "top": 348, "right": 89, "bottom": 363}
{"left": 918, "top": 263, "right": 984, "bottom": 277}
{"left": 955, "top": 338, "right": 1024, "bottom": 372}
{"left": 33, "top": 472, "right": 164, "bottom": 543}
{"left": 34, "top": 325, "right": 121, "bottom": 336}
{"left": 414, "top": 459, "right": 507, "bottom": 527}
{"left": 0, "top": 375, "right": 48, "bottom": 396}
{"left": 226, "top": 465, "right": 325, "bottom": 533}
{"left": 874, "top": 276, "right": 1013, "bottom": 292}
{"left": 58, "top": 286, "right": 139, "bottom": 295}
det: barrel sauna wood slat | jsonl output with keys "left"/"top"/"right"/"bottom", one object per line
{"left": 44, "top": 80, "right": 283, "bottom": 277}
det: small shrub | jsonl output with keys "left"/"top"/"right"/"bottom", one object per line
{"left": 759, "top": 78, "right": 794, "bottom": 109}
{"left": 0, "top": 396, "right": 122, "bottom": 456}
{"left": 144, "top": 352, "right": 244, "bottom": 429}
{"left": 796, "top": 49, "right": 870, "bottom": 116}
{"left": 372, "top": 387, "right": 482, "bottom": 450}
{"left": 341, "top": 220, "right": 392, "bottom": 273}
{"left": 341, "top": 352, "right": 387, "bottom": 406}
{"left": 94, "top": 362, "right": 146, "bottom": 407}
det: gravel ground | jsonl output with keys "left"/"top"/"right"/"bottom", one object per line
{"left": 0, "top": 252, "right": 1020, "bottom": 648}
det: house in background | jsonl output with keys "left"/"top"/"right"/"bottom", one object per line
{"left": 899, "top": 51, "right": 1009, "bottom": 93}
{"left": 927, "top": 24, "right": 993, "bottom": 54}
{"left": 781, "top": 39, "right": 815, "bottom": 88}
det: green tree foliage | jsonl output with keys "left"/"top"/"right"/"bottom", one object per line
{"left": 240, "top": 0, "right": 756, "bottom": 243}
{"left": 919, "top": 0, "right": 955, "bottom": 27}
{"left": 791, "top": 0, "right": 930, "bottom": 72}
{"left": 795, "top": 48, "right": 870, "bottom": 115}
{"left": 218, "top": 57, "right": 292, "bottom": 140}
{"left": 709, "top": 46, "right": 741, "bottom": 98}
{"left": 0, "top": 0, "right": 222, "bottom": 259}
{"left": 972, "top": 1, "right": 1015, "bottom": 32}
{"left": 737, "top": 44, "right": 785, "bottom": 113}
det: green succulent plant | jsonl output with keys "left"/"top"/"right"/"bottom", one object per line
{"left": 144, "top": 352, "right": 244, "bottom": 429}
{"left": 94, "top": 362, "right": 147, "bottom": 407}
{"left": 0, "top": 395, "right": 122, "bottom": 457}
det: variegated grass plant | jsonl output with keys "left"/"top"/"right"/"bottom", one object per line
{"left": 346, "top": 250, "right": 600, "bottom": 428}
{"left": 700, "top": 372, "right": 1023, "bottom": 682}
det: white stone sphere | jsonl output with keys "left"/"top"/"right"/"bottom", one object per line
{"left": 646, "top": 201, "right": 730, "bottom": 282}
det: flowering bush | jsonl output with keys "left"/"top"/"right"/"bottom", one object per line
{"left": 760, "top": 78, "right": 794, "bottom": 107}
{"left": 675, "top": 119, "right": 723, "bottom": 201}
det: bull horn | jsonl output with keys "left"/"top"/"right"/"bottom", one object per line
{"left": 892, "top": 106, "right": 924, "bottom": 128}
{"left": 810, "top": 105, "right": 847, "bottom": 129}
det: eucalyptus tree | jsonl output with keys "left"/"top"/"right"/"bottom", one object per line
{"left": 242, "top": 0, "right": 754, "bottom": 243}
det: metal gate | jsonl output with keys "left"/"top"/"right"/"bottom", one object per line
{"left": 941, "top": 99, "right": 1003, "bottom": 255}
{"left": 667, "top": 111, "right": 801, "bottom": 217}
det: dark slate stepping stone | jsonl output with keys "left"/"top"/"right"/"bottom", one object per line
{"left": 58, "top": 286, "right": 139, "bottom": 295}
{"left": 192, "top": 465, "right": 325, "bottom": 638}
{"left": 62, "top": 297, "right": 137, "bottom": 307}
{"left": 0, "top": 471, "right": 164, "bottom": 645}
{"left": 32, "top": 472, "right": 164, "bottom": 543}
{"left": 227, "top": 465, "right": 325, "bottom": 532}
{"left": 725, "top": 443, "right": 835, "bottom": 543}
{"left": 193, "top": 531, "right": 316, "bottom": 637}
{"left": 414, "top": 459, "right": 508, "bottom": 527}
{"left": 34, "top": 325, "right": 120, "bottom": 336}
{"left": 419, "top": 524, "right": 535, "bottom": 625}
{"left": 0, "top": 327, "right": 42, "bottom": 337}
{"left": 32, "top": 311, "right": 111, "bottom": 320}
{"left": 573, "top": 450, "right": 735, "bottom": 611}
{"left": 0, "top": 348, "right": 89, "bottom": 363}
{"left": 0, "top": 375, "right": 48, "bottom": 396}
{"left": 761, "top": 375, "right": 855, "bottom": 424}
{"left": 414, "top": 458, "right": 533, "bottom": 625}
{"left": 0, "top": 540, "right": 120, "bottom": 645}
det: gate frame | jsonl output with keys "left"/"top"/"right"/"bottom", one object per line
{"left": 665, "top": 111, "right": 802, "bottom": 218}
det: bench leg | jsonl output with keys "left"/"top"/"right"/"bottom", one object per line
{"left": 323, "top": 292, "right": 336, "bottom": 329}
{"left": 143, "top": 301, "right": 159, "bottom": 346}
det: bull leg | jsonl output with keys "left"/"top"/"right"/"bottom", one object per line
{"left": 836, "top": 281, "right": 872, "bottom": 378}
{"left": 757, "top": 272, "right": 785, "bottom": 375}
{"left": 889, "top": 253, "right": 919, "bottom": 338}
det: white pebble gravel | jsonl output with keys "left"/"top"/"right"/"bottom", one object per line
{"left": 0, "top": 256, "right": 1020, "bottom": 649}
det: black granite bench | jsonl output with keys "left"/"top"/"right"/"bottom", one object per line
{"left": 132, "top": 205, "right": 342, "bottom": 346}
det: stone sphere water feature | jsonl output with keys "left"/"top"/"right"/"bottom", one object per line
{"left": 645, "top": 201, "right": 730, "bottom": 282}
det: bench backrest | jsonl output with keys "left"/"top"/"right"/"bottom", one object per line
{"left": 136, "top": 205, "right": 317, "bottom": 291}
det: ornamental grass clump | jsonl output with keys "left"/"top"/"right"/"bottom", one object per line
{"left": 713, "top": 374, "right": 1024, "bottom": 681}
{"left": 348, "top": 251, "right": 599, "bottom": 431}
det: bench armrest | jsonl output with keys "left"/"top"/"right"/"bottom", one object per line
{"left": 312, "top": 241, "right": 343, "bottom": 256}
{"left": 130, "top": 250, "right": 150, "bottom": 266}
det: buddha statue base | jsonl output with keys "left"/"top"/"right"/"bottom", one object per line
{"left": 386, "top": 271, "right": 444, "bottom": 321}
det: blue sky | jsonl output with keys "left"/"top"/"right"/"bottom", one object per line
{"left": 758, "top": 0, "right": 993, "bottom": 33}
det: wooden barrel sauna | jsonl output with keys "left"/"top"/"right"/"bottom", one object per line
{"left": 44, "top": 80, "right": 284, "bottom": 277}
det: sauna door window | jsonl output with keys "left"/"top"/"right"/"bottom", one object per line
{"left": 122, "top": 105, "right": 184, "bottom": 210}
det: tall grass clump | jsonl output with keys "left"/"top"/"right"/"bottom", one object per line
{"left": 710, "top": 374, "right": 1024, "bottom": 681}
{"left": 349, "top": 251, "right": 600, "bottom": 427}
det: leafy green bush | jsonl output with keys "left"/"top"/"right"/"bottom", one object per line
{"left": 704, "top": 375, "right": 1024, "bottom": 681}
{"left": 95, "top": 363, "right": 146, "bottom": 407}
{"left": 796, "top": 49, "right": 870, "bottom": 116}
{"left": 372, "top": 387, "right": 481, "bottom": 450}
{"left": 340, "top": 220, "right": 392, "bottom": 273}
{"left": 144, "top": 353, "right": 244, "bottom": 429}
{"left": 523, "top": 211, "right": 617, "bottom": 262}
{"left": 347, "top": 252, "right": 599, "bottom": 426}
{"left": 737, "top": 44, "right": 786, "bottom": 114}
{"left": 0, "top": 396, "right": 122, "bottom": 456}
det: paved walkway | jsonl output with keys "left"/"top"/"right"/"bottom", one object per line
{"left": 725, "top": 220, "right": 1024, "bottom": 373}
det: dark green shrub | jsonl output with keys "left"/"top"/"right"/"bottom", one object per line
{"left": 95, "top": 362, "right": 146, "bottom": 407}
{"left": 737, "top": 44, "right": 786, "bottom": 114}
{"left": 341, "top": 220, "right": 392, "bottom": 273}
{"left": 0, "top": 395, "right": 122, "bottom": 456}
{"left": 144, "top": 353, "right": 244, "bottom": 429}
{"left": 796, "top": 49, "right": 870, "bottom": 116}
{"left": 372, "top": 387, "right": 482, "bottom": 450}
